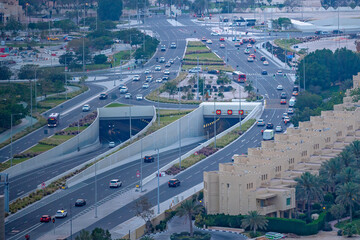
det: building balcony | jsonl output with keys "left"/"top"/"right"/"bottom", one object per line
{"left": 257, "top": 204, "right": 276, "bottom": 215}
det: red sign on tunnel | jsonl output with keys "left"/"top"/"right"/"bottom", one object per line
{"left": 216, "top": 110, "right": 221, "bottom": 115}
{"left": 227, "top": 110, "right": 233, "bottom": 115}
{"left": 239, "top": 110, "right": 244, "bottom": 115}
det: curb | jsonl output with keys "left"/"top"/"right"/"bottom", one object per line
{"left": 194, "top": 225, "right": 248, "bottom": 238}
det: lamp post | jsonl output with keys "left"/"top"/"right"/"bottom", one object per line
{"left": 157, "top": 147, "right": 160, "bottom": 214}
{"left": 94, "top": 161, "right": 98, "bottom": 218}
{"left": 178, "top": 87, "right": 182, "bottom": 170}
{"left": 213, "top": 98, "right": 217, "bottom": 148}
{"left": 10, "top": 113, "right": 22, "bottom": 167}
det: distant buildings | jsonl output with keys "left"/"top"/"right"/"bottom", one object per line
{"left": 0, "top": 0, "right": 25, "bottom": 24}
{"left": 204, "top": 73, "right": 360, "bottom": 218}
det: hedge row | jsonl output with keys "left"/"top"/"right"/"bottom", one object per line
{"left": 183, "top": 58, "right": 224, "bottom": 63}
{"left": 182, "top": 62, "right": 225, "bottom": 66}
{"left": 170, "top": 231, "right": 210, "bottom": 240}
{"left": 195, "top": 212, "right": 326, "bottom": 236}
{"left": 186, "top": 50, "right": 212, "bottom": 54}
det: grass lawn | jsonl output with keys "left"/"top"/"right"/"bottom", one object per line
{"left": 106, "top": 103, "right": 128, "bottom": 108}
{"left": 186, "top": 47, "right": 210, "bottom": 53}
{"left": 25, "top": 143, "right": 55, "bottom": 153}
{"left": 173, "top": 154, "right": 206, "bottom": 169}
{"left": 274, "top": 38, "right": 303, "bottom": 52}
{"left": 0, "top": 157, "right": 30, "bottom": 172}
{"left": 184, "top": 52, "right": 223, "bottom": 61}
{"left": 63, "top": 126, "right": 87, "bottom": 132}
{"left": 113, "top": 51, "right": 130, "bottom": 61}
{"left": 182, "top": 64, "right": 233, "bottom": 72}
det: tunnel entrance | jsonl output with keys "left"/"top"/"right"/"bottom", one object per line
{"left": 203, "top": 117, "right": 242, "bottom": 139}
{"left": 99, "top": 118, "right": 152, "bottom": 144}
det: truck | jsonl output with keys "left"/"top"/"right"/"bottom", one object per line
{"left": 289, "top": 97, "right": 296, "bottom": 107}
{"left": 263, "top": 129, "right": 274, "bottom": 141}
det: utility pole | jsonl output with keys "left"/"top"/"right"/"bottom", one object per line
{"left": 129, "top": 105, "right": 132, "bottom": 141}
{"left": 30, "top": 79, "right": 33, "bottom": 127}
{"left": 94, "top": 161, "right": 98, "bottom": 218}
{"left": 157, "top": 90, "right": 160, "bottom": 126}
{"left": 34, "top": 68, "right": 37, "bottom": 114}
{"left": 157, "top": 147, "right": 160, "bottom": 214}
{"left": 65, "top": 57, "right": 68, "bottom": 99}
{"left": 178, "top": 87, "right": 182, "bottom": 170}
{"left": 196, "top": 56, "right": 199, "bottom": 100}
{"left": 140, "top": 139, "right": 143, "bottom": 192}
{"left": 213, "top": 99, "right": 217, "bottom": 148}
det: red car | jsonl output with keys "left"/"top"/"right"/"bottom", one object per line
{"left": 219, "top": 37, "right": 225, "bottom": 41}
{"left": 40, "top": 215, "right": 51, "bottom": 222}
{"left": 249, "top": 54, "right": 256, "bottom": 59}
{"left": 280, "top": 99, "right": 287, "bottom": 104}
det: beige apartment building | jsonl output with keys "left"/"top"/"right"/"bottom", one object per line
{"left": 0, "top": 0, "right": 24, "bottom": 24}
{"left": 204, "top": 73, "right": 360, "bottom": 218}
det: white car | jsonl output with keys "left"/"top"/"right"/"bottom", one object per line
{"left": 288, "top": 108, "right": 294, "bottom": 114}
{"left": 155, "top": 65, "right": 161, "bottom": 71}
{"left": 164, "top": 70, "right": 170, "bottom": 75}
{"left": 144, "top": 69, "right": 151, "bottom": 74}
{"left": 282, "top": 112, "right": 288, "bottom": 119}
{"left": 263, "top": 61, "right": 269, "bottom": 66}
{"left": 206, "top": 40, "right": 213, "bottom": 44}
{"left": 55, "top": 209, "right": 67, "bottom": 218}
{"left": 82, "top": 104, "right": 91, "bottom": 112}
{"left": 257, "top": 119, "right": 265, "bottom": 126}
{"left": 136, "top": 94, "right": 143, "bottom": 100}
{"left": 155, "top": 78, "right": 163, "bottom": 83}
{"left": 109, "top": 179, "right": 122, "bottom": 188}
{"left": 159, "top": 57, "right": 165, "bottom": 63}
{"left": 119, "top": 86, "right": 128, "bottom": 94}
{"left": 277, "top": 85, "right": 283, "bottom": 90}
{"left": 277, "top": 70, "right": 283, "bottom": 75}
{"left": 132, "top": 75, "right": 140, "bottom": 81}
{"left": 170, "top": 42, "right": 177, "bottom": 48}
{"left": 211, "top": 32, "right": 220, "bottom": 36}
{"left": 142, "top": 82, "right": 150, "bottom": 89}
{"left": 220, "top": 44, "right": 225, "bottom": 48}
{"left": 146, "top": 75, "right": 153, "bottom": 82}
{"left": 247, "top": 57, "right": 254, "bottom": 62}
{"left": 189, "top": 67, "right": 202, "bottom": 73}
{"left": 246, "top": 44, "right": 253, "bottom": 48}
{"left": 275, "top": 126, "right": 283, "bottom": 132}
{"left": 125, "top": 93, "right": 132, "bottom": 99}
{"left": 109, "top": 141, "right": 115, "bottom": 148}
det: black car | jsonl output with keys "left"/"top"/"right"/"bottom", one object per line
{"left": 280, "top": 92, "right": 287, "bottom": 99}
{"left": 75, "top": 199, "right": 86, "bottom": 207}
{"left": 208, "top": 69, "right": 220, "bottom": 74}
{"left": 168, "top": 179, "right": 181, "bottom": 187}
{"left": 144, "top": 155, "right": 154, "bottom": 163}
{"left": 261, "top": 70, "right": 267, "bottom": 75}
{"left": 162, "top": 76, "right": 169, "bottom": 81}
{"left": 161, "top": 45, "right": 166, "bottom": 51}
{"left": 260, "top": 56, "right": 266, "bottom": 61}
{"left": 332, "top": 30, "right": 343, "bottom": 34}
{"left": 266, "top": 123, "right": 274, "bottom": 129}
{"left": 99, "top": 93, "right": 108, "bottom": 100}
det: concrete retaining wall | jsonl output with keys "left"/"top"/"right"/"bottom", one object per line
{"left": 99, "top": 105, "right": 154, "bottom": 119}
{"left": 4, "top": 111, "right": 100, "bottom": 178}
{"left": 67, "top": 106, "right": 205, "bottom": 186}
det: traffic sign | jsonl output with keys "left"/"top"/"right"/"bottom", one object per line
{"left": 136, "top": 170, "right": 140, "bottom": 178}
{"left": 41, "top": 182, "right": 46, "bottom": 189}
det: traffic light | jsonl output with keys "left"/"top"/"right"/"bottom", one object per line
{"left": 52, "top": 218, "right": 55, "bottom": 223}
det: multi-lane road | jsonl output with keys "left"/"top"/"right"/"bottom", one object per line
{"left": 5, "top": 15, "right": 295, "bottom": 239}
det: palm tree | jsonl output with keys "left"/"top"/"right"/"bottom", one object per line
{"left": 176, "top": 199, "right": 203, "bottom": 237}
{"left": 295, "top": 172, "right": 324, "bottom": 218}
{"left": 336, "top": 167, "right": 360, "bottom": 185}
{"left": 320, "top": 157, "right": 342, "bottom": 192}
{"left": 336, "top": 182, "right": 360, "bottom": 222}
{"left": 339, "top": 149, "right": 355, "bottom": 167}
{"left": 241, "top": 211, "right": 268, "bottom": 234}
{"left": 75, "top": 230, "right": 91, "bottom": 240}
{"left": 349, "top": 140, "right": 360, "bottom": 165}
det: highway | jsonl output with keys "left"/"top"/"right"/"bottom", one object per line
{"left": 5, "top": 15, "right": 295, "bottom": 239}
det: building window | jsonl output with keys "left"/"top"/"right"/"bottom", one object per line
{"left": 260, "top": 200, "right": 264, "bottom": 207}
{"left": 227, "top": 183, "right": 230, "bottom": 188}
{"left": 286, "top": 197, "right": 291, "bottom": 206}
{"left": 301, "top": 151, "right": 307, "bottom": 157}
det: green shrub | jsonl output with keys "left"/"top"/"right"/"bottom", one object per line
{"left": 170, "top": 231, "right": 210, "bottom": 240}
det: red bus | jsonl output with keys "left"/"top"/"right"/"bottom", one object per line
{"left": 232, "top": 71, "right": 247, "bottom": 83}
{"left": 47, "top": 113, "right": 60, "bottom": 127}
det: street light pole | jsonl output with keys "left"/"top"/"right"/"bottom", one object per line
{"left": 157, "top": 147, "right": 160, "bottom": 214}
{"left": 30, "top": 79, "right": 33, "bottom": 127}
{"left": 10, "top": 113, "right": 22, "bottom": 167}
{"left": 140, "top": 139, "right": 143, "bottom": 192}
{"left": 214, "top": 99, "right": 217, "bottom": 149}
{"left": 94, "top": 161, "right": 98, "bottom": 218}
{"left": 178, "top": 87, "right": 182, "bottom": 170}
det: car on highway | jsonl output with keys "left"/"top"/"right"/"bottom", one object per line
{"left": 208, "top": 69, "right": 220, "bottom": 74}
{"left": 260, "top": 56, "right": 266, "bottom": 61}
{"left": 219, "top": 37, "right": 225, "bottom": 41}
{"left": 55, "top": 209, "right": 67, "bottom": 218}
{"left": 155, "top": 78, "right": 163, "bottom": 83}
{"left": 261, "top": 70, "right": 267, "bottom": 75}
{"left": 201, "top": 37, "right": 207, "bottom": 42}
{"left": 119, "top": 86, "right": 128, "bottom": 94}
{"left": 277, "top": 70, "right": 283, "bottom": 75}
{"left": 263, "top": 61, "right": 269, "bottom": 66}
{"left": 246, "top": 44, "right": 252, "bottom": 48}
{"left": 220, "top": 43, "right": 225, "bottom": 48}
{"left": 161, "top": 45, "right": 166, "bottom": 51}
{"left": 169, "top": 59, "right": 174, "bottom": 64}
{"left": 275, "top": 126, "right": 283, "bottom": 132}
{"left": 211, "top": 32, "right": 220, "bottom": 36}
{"left": 159, "top": 57, "right": 165, "bottom": 63}
{"left": 244, "top": 49, "right": 250, "bottom": 54}
{"left": 109, "top": 179, "right": 122, "bottom": 188}
{"left": 155, "top": 65, "right": 161, "bottom": 71}
{"left": 280, "top": 92, "right": 287, "bottom": 99}
{"left": 282, "top": 112, "right": 288, "bottom": 119}
{"left": 288, "top": 108, "right": 294, "bottom": 114}
{"left": 280, "top": 99, "right": 287, "bottom": 104}
{"left": 235, "top": 42, "right": 242, "bottom": 48}
{"left": 164, "top": 70, "right": 170, "bottom": 75}
{"left": 266, "top": 123, "right": 274, "bottom": 129}
{"left": 99, "top": 93, "right": 108, "bottom": 99}
{"left": 146, "top": 75, "right": 153, "bottom": 82}
{"left": 168, "top": 178, "right": 181, "bottom": 187}
{"left": 14, "top": 37, "right": 25, "bottom": 41}
{"left": 257, "top": 119, "right": 265, "bottom": 126}
{"left": 133, "top": 75, "right": 140, "bottom": 81}
{"left": 40, "top": 215, "right": 51, "bottom": 222}
{"left": 249, "top": 54, "right": 256, "bottom": 59}
{"left": 170, "top": 42, "right": 177, "bottom": 48}
{"left": 162, "top": 76, "right": 169, "bottom": 81}
{"left": 136, "top": 94, "right": 143, "bottom": 100}
{"left": 109, "top": 141, "right": 115, "bottom": 148}
{"left": 125, "top": 93, "right": 132, "bottom": 99}
{"left": 75, "top": 199, "right": 86, "bottom": 207}
{"left": 277, "top": 85, "right": 283, "bottom": 90}
{"left": 189, "top": 67, "right": 202, "bottom": 73}
{"left": 82, "top": 104, "right": 91, "bottom": 112}
{"left": 247, "top": 57, "right": 254, "bottom": 62}
{"left": 142, "top": 82, "right": 150, "bottom": 89}
{"left": 284, "top": 116, "right": 290, "bottom": 124}
{"left": 206, "top": 39, "right": 213, "bottom": 44}
{"left": 292, "top": 91, "right": 299, "bottom": 96}
{"left": 144, "top": 155, "right": 154, "bottom": 163}
{"left": 145, "top": 69, "right": 151, "bottom": 74}
{"left": 165, "top": 62, "right": 171, "bottom": 68}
